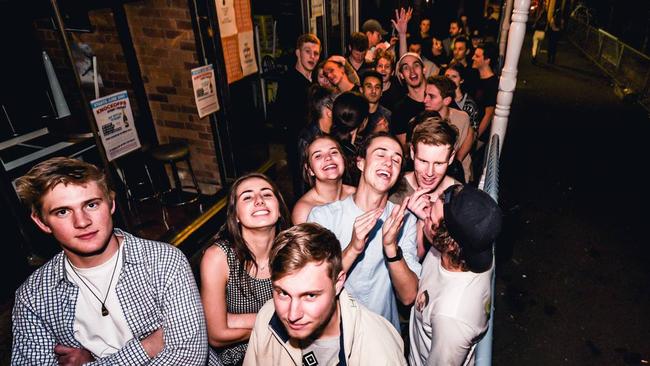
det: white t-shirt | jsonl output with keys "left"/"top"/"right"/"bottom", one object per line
{"left": 65, "top": 244, "right": 134, "bottom": 358}
{"left": 408, "top": 247, "right": 493, "bottom": 366}
{"left": 308, "top": 196, "right": 420, "bottom": 330}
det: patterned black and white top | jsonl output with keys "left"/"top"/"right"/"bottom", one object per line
{"left": 212, "top": 238, "right": 273, "bottom": 366}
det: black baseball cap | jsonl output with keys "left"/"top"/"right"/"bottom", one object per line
{"left": 443, "top": 184, "right": 502, "bottom": 273}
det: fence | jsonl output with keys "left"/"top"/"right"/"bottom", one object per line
{"left": 566, "top": 17, "right": 650, "bottom": 112}
{"left": 473, "top": 134, "right": 501, "bottom": 365}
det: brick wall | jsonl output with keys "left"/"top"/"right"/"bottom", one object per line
{"left": 125, "top": 0, "right": 220, "bottom": 194}
{"left": 35, "top": 2, "right": 221, "bottom": 194}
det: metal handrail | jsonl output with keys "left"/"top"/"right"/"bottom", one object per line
{"left": 475, "top": 133, "right": 500, "bottom": 365}
{"left": 567, "top": 17, "right": 650, "bottom": 112}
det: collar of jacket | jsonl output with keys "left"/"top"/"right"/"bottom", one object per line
{"left": 268, "top": 289, "right": 361, "bottom": 365}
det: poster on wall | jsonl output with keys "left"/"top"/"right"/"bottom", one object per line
{"left": 238, "top": 30, "right": 258, "bottom": 77}
{"left": 90, "top": 91, "right": 141, "bottom": 161}
{"left": 216, "top": 0, "right": 238, "bottom": 38}
{"left": 311, "top": 0, "right": 323, "bottom": 17}
{"left": 191, "top": 64, "right": 220, "bottom": 118}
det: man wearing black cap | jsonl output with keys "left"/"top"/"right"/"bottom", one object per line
{"left": 409, "top": 184, "right": 502, "bottom": 366}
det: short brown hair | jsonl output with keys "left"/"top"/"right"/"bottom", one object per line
{"left": 15, "top": 157, "right": 111, "bottom": 217}
{"left": 296, "top": 33, "right": 321, "bottom": 50}
{"left": 411, "top": 116, "right": 458, "bottom": 155}
{"left": 426, "top": 75, "right": 456, "bottom": 99}
{"left": 270, "top": 223, "right": 342, "bottom": 283}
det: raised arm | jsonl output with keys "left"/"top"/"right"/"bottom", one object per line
{"left": 391, "top": 7, "right": 412, "bottom": 58}
{"left": 200, "top": 245, "right": 255, "bottom": 348}
{"left": 382, "top": 198, "right": 420, "bottom": 305}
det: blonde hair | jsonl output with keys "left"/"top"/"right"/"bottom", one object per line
{"left": 15, "top": 157, "right": 111, "bottom": 217}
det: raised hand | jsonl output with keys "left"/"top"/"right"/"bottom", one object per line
{"left": 391, "top": 7, "right": 413, "bottom": 35}
{"left": 407, "top": 187, "right": 433, "bottom": 220}
{"left": 350, "top": 208, "right": 383, "bottom": 253}
{"left": 382, "top": 196, "right": 410, "bottom": 251}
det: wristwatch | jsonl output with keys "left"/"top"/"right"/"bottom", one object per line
{"left": 385, "top": 247, "right": 403, "bottom": 262}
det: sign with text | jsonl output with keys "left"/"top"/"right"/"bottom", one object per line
{"left": 191, "top": 64, "right": 220, "bottom": 118}
{"left": 90, "top": 91, "right": 141, "bottom": 161}
{"left": 238, "top": 31, "right": 258, "bottom": 77}
{"left": 216, "top": 0, "right": 237, "bottom": 38}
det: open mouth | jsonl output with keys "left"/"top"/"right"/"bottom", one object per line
{"left": 323, "top": 163, "right": 338, "bottom": 171}
{"left": 377, "top": 169, "right": 392, "bottom": 180}
{"left": 251, "top": 209, "right": 270, "bottom": 216}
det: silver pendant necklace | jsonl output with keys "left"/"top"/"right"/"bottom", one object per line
{"left": 66, "top": 246, "right": 120, "bottom": 317}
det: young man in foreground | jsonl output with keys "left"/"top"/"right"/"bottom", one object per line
{"left": 12, "top": 157, "right": 209, "bottom": 365}
{"left": 244, "top": 223, "right": 407, "bottom": 365}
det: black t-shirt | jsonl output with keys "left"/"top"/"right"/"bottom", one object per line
{"left": 379, "top": 76, "right": 405, "bottom": 113}
{"left": 275, "top": 67, "right": 311, "bottom": 140}
{"left": 473, "top": 74, "right": 499, "bottom": 141}
{"left": 473, "top": 75, "right": 498, "bottom": 111}
{"left": 390, "top": 95, "right": 424, "bottom": 137}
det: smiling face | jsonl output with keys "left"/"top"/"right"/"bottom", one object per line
{"left": 375, "top": 57, "right": 393, "bottom": 83}
{"left": 296, "top": 42, "right": 321, "bottom": 73}
{"left": 472, "top": 47, "right": 487, "bottom": 69}
{"left": 357, "top": 136, "right": 403, "bottom": 193}
{"left": 31, "top": 181, "right": 116, "bottom": 266}
{"left": 272, "top": 261, "right": 344, "bottom": 340}
{"left": 399, "top": 55, "right": 424, "bottom": 89}
{"left": 411, "top": 142, "right": 454, "bottom": 190}
{"left": 361, "top": 75, "right": 382, "bottom": 103}
{"left": 307, "top": 137, "right": 345, "bottom": 183}
{"left": 235, "top": 177, "right": 281, "bottom": 230}
{"left": 323, "top": 61, "right": 345, "bottom": 86}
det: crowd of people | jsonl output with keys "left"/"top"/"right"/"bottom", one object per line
{"left": 10, "top": 7, "right": 505, "bottom": 366}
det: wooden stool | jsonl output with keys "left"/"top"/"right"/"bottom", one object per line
{"left": 148, "top": 142, "right": 202, "bottom": 206}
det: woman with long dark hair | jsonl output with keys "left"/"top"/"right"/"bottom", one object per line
{"left": 200, "top": 173, "right": 290, "bottom": 365}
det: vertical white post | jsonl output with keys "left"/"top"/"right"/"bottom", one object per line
{"left": 492, "top": 0, "right": 531, "bottom": 155}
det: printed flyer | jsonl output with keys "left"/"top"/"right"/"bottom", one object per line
{"left": 191, "top": 64, "right": 220, "bottom": 118}
{"left": 90, "top": 90, "right": 141, "bottom": 161}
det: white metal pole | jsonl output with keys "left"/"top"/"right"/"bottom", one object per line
{"left": 491, "top": 0, "right": 531, "bottom": 156}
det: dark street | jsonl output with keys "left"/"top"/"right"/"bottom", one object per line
{"left": 493, "top": 34, "right": 650, "bottom": 364}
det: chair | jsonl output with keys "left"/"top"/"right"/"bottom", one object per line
{"left": 148, "top": 141, "right": 202, "bottom": 206}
